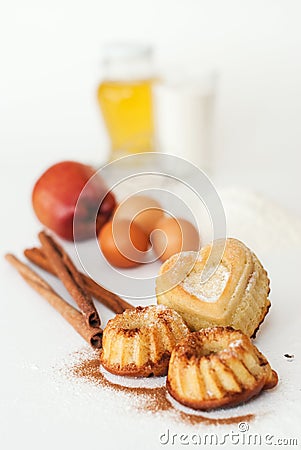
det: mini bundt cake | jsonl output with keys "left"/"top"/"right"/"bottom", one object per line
{"left": 101, "top": 305, "right": 190, "bottom": 377}
{"left": 156, "top": 238, "right": 270, "bottom": 337}
{"left": 167, "top": 327, "right": 278, "bottom": 410}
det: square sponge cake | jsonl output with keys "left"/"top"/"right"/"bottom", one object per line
{"left": 156, "top": 238, "right": 270, "bottom": 338}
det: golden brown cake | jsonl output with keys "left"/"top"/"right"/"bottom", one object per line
{"left": 101, "top": 305, "right": 190, "bottom": 377}
{"left": 167, "top": 327, "right": 278, "bottom": 410}
{"left": 156, "top": 238, "right": 270, "bottom": 337}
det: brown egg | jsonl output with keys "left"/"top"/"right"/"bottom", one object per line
{"left": 98, "top": 219, "right": 148, "bottom": 268}
{"left": 152, "top": 217, "right": 200, "bottom": 262}
{"left": 115, "top": 195, "right": 164, "bottom": 237}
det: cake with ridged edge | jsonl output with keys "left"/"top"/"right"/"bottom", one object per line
{"left": 156, "top": 238, "right": 270, "bottom": 338}
{"left": 167, "top": 327, "right": 278, "bottom": 410}
{"left": 101, "top": 305, "right": 190, "bottom": 377}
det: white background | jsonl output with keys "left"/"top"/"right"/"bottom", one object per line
{"left": 1, "top": 1, "right": 301, "bottom": 449}
{"left": 1, "top": 0, "right": 301, "bottom": 213}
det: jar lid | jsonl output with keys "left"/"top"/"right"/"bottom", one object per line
{"left": 101, "top": 43, "right": 154, "bottom": 80}
{"left": 102, "top": 43, "right": 153, "bottom": 64}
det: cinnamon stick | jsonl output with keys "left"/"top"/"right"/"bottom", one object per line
{"left": 5, "top": 254, "right": 102, "bottom": 349}
{"left": 24, "top": 247, "right": 134, "bottom": 314}
{"left": 38, "top": 231, "right": 101, "bottom": 328}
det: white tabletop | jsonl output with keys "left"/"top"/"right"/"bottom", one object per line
{"left": 1, "top": 158, "right": 300, "bottom": 450}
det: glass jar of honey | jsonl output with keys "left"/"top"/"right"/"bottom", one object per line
{"left": 97, "top": 43, "right": 155, "bottom": 160}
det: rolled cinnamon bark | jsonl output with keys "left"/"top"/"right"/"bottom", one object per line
{"left": 38, "top": 231, "right": 101, "bottom": 328}
{"left": 24, "top": 247, "right": 134, "bottom": 314}
{"left": 5, "top": 254, "right": 102, "bottom": 349}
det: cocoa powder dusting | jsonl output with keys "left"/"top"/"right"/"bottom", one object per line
{"left": 67, "top": 352, "right": 255, "bottom": 426}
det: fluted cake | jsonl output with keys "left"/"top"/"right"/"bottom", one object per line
{"left": 167, "top": 327, "right": 278, "bottom": 410}
{"left": 156, "top": 238, "right": 270, "bottom": 337}
{"left": 101, "top": 305, "right": 190, "bottom": 377}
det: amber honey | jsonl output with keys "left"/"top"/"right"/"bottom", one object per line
{"left": 97, "top": 79, "right": 154, "bottom": 158}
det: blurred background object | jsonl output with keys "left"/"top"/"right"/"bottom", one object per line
{"left": 154, "top": 71, "right": 215, "bottom": 173}
{"left": 1, "top": 0, "right": 301, "bottom": 216}
{"left": 97, "top": 43, "right": 155, "bottom": 159}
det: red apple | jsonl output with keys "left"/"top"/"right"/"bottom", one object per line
{"left": 32, "top": 161, "right": 116, "bottom": 241}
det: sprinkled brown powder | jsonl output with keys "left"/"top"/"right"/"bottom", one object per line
{"left": 65, "top": 351, "right": 255, "bottom": 426}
